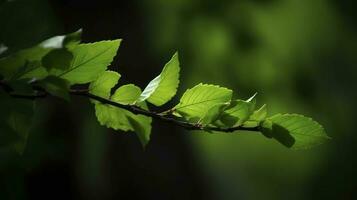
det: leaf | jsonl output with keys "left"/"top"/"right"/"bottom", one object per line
{"left": 0, "top": 91, "right": 34, "bottom": 154}
{"left": 12, "top": 61, "right": 48, "bottom": 80}
{"left": 138, "top": 52, "right": 180, "bottom": 106}
{"left": 38, "top": 76, "right": 70, "bottom": 101}
{"left": 92, "top": 79, "right": 152, "bottom": 148}
{"left": 112, "top": 84, "right": 141, "bottom": 105}
{"left": 112, "top": 84, "right": 152, "bottom": 147}
{"left": 242, "top": 104, "right": 267, "bottom": 128}
{"left": 89, "top": 70, "right": 121, "bottom": 99}
{"left": 42, "top": 48, "right": 73, "bottom": 71}
{"left": 94, "top": 103, "right": 132, "bottom": 131}
{"left": 219, "top": 99, "right": 256, "bottom": 127}
{"left": 174, "top": 83, "right": 232, "bottom": 121}
{"left": 58, "top": 40, "right": 121, "bottom": 85}
{"left": 0, "top": 30, "right": 82, "bottom": 80}
{"left": 63, "top": 29, "right": 82, "bottom": 49}
{"left": 40, "top": 29, "right": 82, "bottom": 49}
{"left": 0, "top": 46, "right": 51, "bottom": 79}
{"left": 261, "top": 114, "right": 330, "bottom": 149}
{"left": 200, "top": 103, "right": 229, "bottom": 125}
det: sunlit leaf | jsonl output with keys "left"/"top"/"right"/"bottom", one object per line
{"left": 112, "top": 84, "right": 141, "bottom": 105}
{"left": 58, "top": 40, "right": 121, "bottom": 84}
{"left": 89, "top": 70, "right": 121, "bottom": 99}
{"left": 138, "top": 52, "right": 180, "bottom": 106}
{"left": 174, "top": 83, "right": 232, "bottom": 121}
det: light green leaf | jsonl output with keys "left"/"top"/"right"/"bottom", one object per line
{"left": 89, "top": 70, "right": 121, "bottom": 99}
{"left": 112, "top": 84, "right": 141, "bottom": 105}
{"left": 261, "top": 114, "right": 330, "bottom": 149}
{"left": 93, "top": 81, "right": 152, "bottom": 148}
{"left": 38, "top": 76, "right": 70, "bottom": 101}
{"left": 94, "top": 103, "right": 132, "bottom": 131}
{"left": 58, "top": 40, "right": 121, "bottom": 85}
{"left": 138, "top": 52, "right": 180, "bottom": 106}
{"left": 174, "top": 83, "right": 233, "bottom": 121}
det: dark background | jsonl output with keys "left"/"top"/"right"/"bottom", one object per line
{"left": 1, "top": 0, "right": 357, "bottom": 199}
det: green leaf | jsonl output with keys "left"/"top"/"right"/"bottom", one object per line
{"left": 242, "top": 104, "right": 267, "bottom": 128}
{"left": 39, "top": 29, "right": 82, "bottom": 49}
{"left": 220, "top": 99, "right": 256, "bottom": 127}
{"left": 12, "top": 61, "right": 48, "bottom": 80}
{"left": 42, "top": 48, "right": 73, "bottom": 71}
{"left": 63, "top": 29, "right": 82, "bottom": 49}
{"left": 0, "top": 30, "right": 82, "bottom": 80}
{"left": 261, "top": 114, "right": 330, "bottom": 149}
{"left": 0, "top": 91, "right": 34, "bottom": 154}
{"left": 38, "top": 76, "right": 70, "bottom": 101}
{"left": 138, "top": 52, "right": 180, "bottom": 106}
{"left": 174, "top": 83, "right": 232, "bottom": 121}
{"left": 94, "top": 103, "right": 132, "bottom": 131}
{"left": 0, "top": 46, "right": 51, "bottom": 79}
{"left": 58, "top": 40, "right": 121, "bottom": 85}
{"left": 92, "top": 79, "right": 152, "bottom": 148}
{"left": 112, "top": 84, "right": 141, "bottom": 105}
{"left": 200, "top": 103, "right": 229, "bottom": 125}
{"left": 89, "top": 70, "right": 121, "bottom": 99}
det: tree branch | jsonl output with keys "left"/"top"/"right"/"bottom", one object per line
{"left": 1, "top": 81, "right": 260, "bottom": 133}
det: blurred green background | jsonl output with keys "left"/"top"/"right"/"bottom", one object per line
{"left": 1, "top": 0, "right": 356, "bottom": 199}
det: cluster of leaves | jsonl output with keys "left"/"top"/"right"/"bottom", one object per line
{"left": 0, "top": 30, "right": 330, "bottom": 153}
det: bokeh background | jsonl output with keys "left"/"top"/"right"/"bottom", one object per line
{"left": 1, "top": 0, "right": 356, "bottom": 199}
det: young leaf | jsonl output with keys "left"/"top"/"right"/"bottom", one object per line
{"left": 174, "top": 83, "right": 233, "bottom": 120}
{"left": 261, "top": 114, "right": 330, "bottom": 149}
{"left": 38, "top": 76, "right": 70, "bottom": 101}
{"left": 58, "top": 40, "right": 121, "bottom": 84}
{"left": 138, "top": 52, "right": 180, "bottom": 106}
{"left": 89, "top": 70, "right": 121, "bottom": 99}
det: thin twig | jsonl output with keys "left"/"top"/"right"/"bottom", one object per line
{"left": 1, "top": 81, "right": 260, "bottom": 133}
